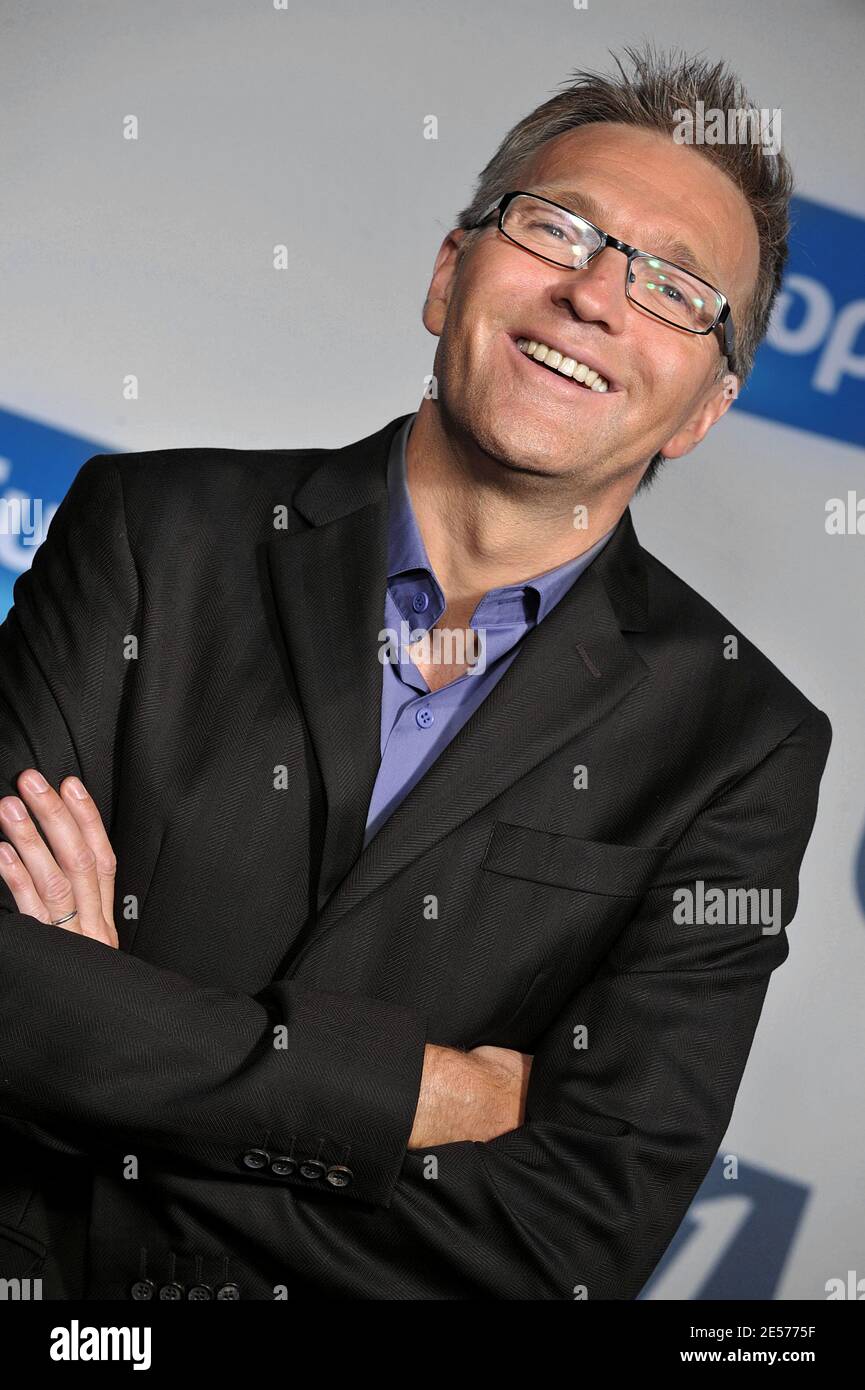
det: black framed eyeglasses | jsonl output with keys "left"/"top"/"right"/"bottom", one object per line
{"left": 472, "top": 191, "right": 736, "bottom": 365}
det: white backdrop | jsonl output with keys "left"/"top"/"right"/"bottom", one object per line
{"left": 1, "top": 0, "right": 863, "bottom": 1299}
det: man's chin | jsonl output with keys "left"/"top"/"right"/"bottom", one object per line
{"left": 473, "top": 412, "right": 593, "bottom": 480}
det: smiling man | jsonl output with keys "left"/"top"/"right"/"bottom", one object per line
{"left": 401, "top": 114, "right": 757, "bottom": 664}
{"left": 0, "top": 47, "right": 831, "bottom": 1301}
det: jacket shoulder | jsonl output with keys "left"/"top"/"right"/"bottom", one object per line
{"left": 639, "top": 545, "right": 831, "bottom": 746}
{"left": 77, "top": 444, "right": 331, "bottom": 553}
{"left": 87, "top": 443, "right": 328, "bottom": 492}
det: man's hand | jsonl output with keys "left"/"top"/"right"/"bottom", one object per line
{"left": 0, "top": 769, "right": 118, "bottom": 948}
{"left": 407, "top": 1042, "right": 533, "bottom": 1148}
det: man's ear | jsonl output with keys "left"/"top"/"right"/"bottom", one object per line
{"left": 659, "top": 370, "right": 740, "bottom": 460}
{"left": 422, "top": 228, "right": 470, "bottom": 337}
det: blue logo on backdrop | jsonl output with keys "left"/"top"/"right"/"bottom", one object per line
{"left": 0, "top": 408, "right": 113, "bottom": 622}
{"left": 735, "top": 195, "right": 865, "bottom": 448}
{"left": 639, "top": 1156, "right": 810, "bottom": 1300}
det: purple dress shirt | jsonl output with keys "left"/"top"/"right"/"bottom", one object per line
{"left": 362, "top": 413, "right": 614, "bottom": 847}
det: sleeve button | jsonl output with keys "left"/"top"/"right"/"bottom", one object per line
{"left": 240, "top": 1148, "right": 270, "bottom": 1171}
{"left": 129, "top": 1279, "right": 155, "bottom": 1300}
{"left": 325, "top": 1165, "right": 354, "bottom": 1188}
{"left": 269, "top": 1155, "right": 297, "bottom": 1177}
{"left": 158, "top": 1282, "right": 185, "bottom": 1300}
{"left": 216, "top": 1283, "right": 241, "bottom": 1300}
{"left": 299, "top": 1158, "right": 327, "bottom": 1180}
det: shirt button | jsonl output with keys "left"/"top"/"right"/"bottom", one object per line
{"left": 415, "top": 707, "right": 434, "bottom": 729}
{"left": 411, "top": 591, "right": 429, "bottom": 613}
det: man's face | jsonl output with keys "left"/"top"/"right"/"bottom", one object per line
{"left": 422, "top": 122, "right": 761, "bottom": 491}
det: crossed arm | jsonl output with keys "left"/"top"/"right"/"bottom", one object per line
{"left": 0, "top": 453, "right": 831, "bottom": 1298}
{"left": 0, "top": 766, "right": 530, "bottom": 1154}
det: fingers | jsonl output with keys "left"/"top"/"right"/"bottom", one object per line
{"left": 0, "top": 836, "right": 57, "bottom": 925}
{"left": 0, "top": 770, "right": 114, "bottom": 945}
{"left": 0, "top": 787, "right": 82, "bottom": 931}
{"left": 58, "top": 776, "right": 117, "bottom": 930}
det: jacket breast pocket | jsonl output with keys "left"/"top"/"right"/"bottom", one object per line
{"left": 481, "top": 821, "right": 666, "bottom": 897}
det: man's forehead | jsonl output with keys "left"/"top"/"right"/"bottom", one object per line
{"left": 521, "top": 124, "right": 759, "bottom": 305}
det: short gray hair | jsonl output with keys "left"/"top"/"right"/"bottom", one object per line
{"left": 453, "top": 45, "right": 793, "bottom": 490}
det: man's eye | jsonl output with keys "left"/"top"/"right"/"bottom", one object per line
{"left": 658, "top": 284, "right": 686, "bottom": 304}
{"left": 532, "top": 220, "right": 568, "bottom": 240}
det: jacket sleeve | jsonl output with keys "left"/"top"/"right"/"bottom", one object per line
{"left": 0, "top": 455, "right": 428, "bottom": 1210}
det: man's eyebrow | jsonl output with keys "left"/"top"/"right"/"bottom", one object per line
{"left": 529, "top": 185, "right": 718, "bottom": 285}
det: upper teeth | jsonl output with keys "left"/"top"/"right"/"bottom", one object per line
{"left": 517, "top": 339, "right": 610, "bottom": 392}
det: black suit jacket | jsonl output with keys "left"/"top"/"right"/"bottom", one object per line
{"left": 0, "top": 412, "right": 831, "bottom": 1300}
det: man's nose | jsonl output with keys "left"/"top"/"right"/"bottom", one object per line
{"left": 550, "top": 246, "right": 629, "bottom": 334}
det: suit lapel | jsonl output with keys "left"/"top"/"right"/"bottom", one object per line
{"left": 266, "top": 413, "right": 652, "bottom": 959}
{"left": 265, "top": 415, "right": 406, "bottom": 914}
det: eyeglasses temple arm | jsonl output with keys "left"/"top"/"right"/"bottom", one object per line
{"left": 473, "top": 197, "right": 504, "bottom": 226}
{"left": 722, "top": 307, "right": 736, "bottom": 364}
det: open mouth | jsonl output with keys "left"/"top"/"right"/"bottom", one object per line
{"left": 511, "top": 335, "right": 614, "bottom": 393}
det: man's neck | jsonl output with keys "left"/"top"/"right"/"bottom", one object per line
{"left": 403, "top": 400, "right": 629, "bottom": 617}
